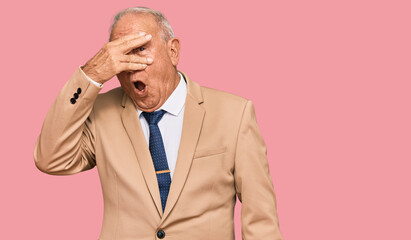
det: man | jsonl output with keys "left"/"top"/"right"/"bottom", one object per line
{"left": 34, "top": 7, "right": 283, "bottom": 240}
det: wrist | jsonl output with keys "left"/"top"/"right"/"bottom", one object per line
{"left": 79, "top": 66, "right": 104, "bottom": 87}
{"left": 81, "top": 66, "right": 105, "bottom": 84}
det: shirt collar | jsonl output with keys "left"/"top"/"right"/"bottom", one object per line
{"left": 137, "top": 72, "right": 187, "bottom": 117}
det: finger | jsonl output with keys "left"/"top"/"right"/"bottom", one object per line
{"left": 118, "top": 62, "right": 148, "bottom": 72}
{"left": 110, "top": 32, "right": 147, "bottom": 46}
{"left": 119, "top": 55, "right": 153, "bottom": 65}
{"left": 118, "top": 34, "right": 152, "bottom": 54}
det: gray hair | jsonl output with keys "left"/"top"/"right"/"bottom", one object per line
{"left": 109, "top": 7, "right": 174, "bottom": 42}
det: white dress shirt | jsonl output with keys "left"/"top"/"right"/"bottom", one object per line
{"left": 136, "top": 73, "right": 186, "bottom": 180}
{"left": 81, "top": 67, "right": 187, "bottom": 180}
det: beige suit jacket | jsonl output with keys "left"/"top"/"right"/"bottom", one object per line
{"left": 34, "top": 68, "right": 283, "bottom": 240}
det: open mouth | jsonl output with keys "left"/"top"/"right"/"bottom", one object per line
{"left": 134, "top": 81, "right": 146, "bottom": 92}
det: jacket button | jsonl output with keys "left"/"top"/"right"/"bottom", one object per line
{"left": 73, "top": 93, "right": 79, "bottom": 99}
{"left": 156, "top": 230, "right": 165, "bottom": 239}
{"left": 70, "top": 98, "right": 76, "bottom": 104}
{"left": 77, "top": 88, "right": 82, "bottom": 94}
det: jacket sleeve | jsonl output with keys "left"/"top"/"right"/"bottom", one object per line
{"left": 234, "top": 100, "right": 283, "bottom": 240}
{"left": 33, "top": 67, "right": 102, "bottom": 175}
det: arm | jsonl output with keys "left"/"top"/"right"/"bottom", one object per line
{"left": 34, "top": 32, "right": 153, "bottom": 175}
{"left": 33, "top": 68, "right": 102, "bottom": 175}
{"left": 234, "top": 100, "right": 283, "bottom": 240}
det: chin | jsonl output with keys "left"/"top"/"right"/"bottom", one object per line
{"left": 133, "top": 97, "right": 162, "bottom": 112}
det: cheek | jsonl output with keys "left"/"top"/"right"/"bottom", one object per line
{"left": 117, "top": 72, "right": 131, "bottom": 84}
{"left": 149, "top": 48, "right": 171, "bottom": 69}
{"left": 147, "top": 58, "right": 169, "bottom": 75}
{"left": 117, "top": 72, "right": 127, "bottom": 81}
{"left": 117, "top": 74, "right": 132, "bottom": 90}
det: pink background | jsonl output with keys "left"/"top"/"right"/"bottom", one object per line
{"left": 1, "top": 0, "right": 410, "bottom": 239}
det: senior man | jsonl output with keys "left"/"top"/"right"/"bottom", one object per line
{"left": 34, "top": 7, "right": 283, "bottom": 240}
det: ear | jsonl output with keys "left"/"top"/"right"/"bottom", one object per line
{"left": 167, "top": 38, "right": 180, "bottom": 66}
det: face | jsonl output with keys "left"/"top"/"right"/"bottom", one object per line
{"left": 111, "top": 13, "right": 180, "bottom": 112}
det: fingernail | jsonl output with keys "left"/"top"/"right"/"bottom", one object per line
{"left": 142, "top": 64, "right": 147, "bottom": 67}
{"left": 139, "top": 32, "right": 146, "bottom": 36}
{"left": 147, "top": 58, "right": 153, "bottom": 63}
{"left": 145, "top": 34, "right": 152, "bottom": 40}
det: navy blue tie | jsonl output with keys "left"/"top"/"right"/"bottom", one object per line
{"left": 142, "top": 110, "right": 171, "bottom": 212}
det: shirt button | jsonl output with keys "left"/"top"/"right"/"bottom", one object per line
{"left": 77, "top": 88, "right": 82, "bottom": 94}
{"left": 73, "top": 93, "right": 79, "bottom": 99}
{"left": 156, "top": 229, "right": 165, "bottom": 239}
{"left": 70, "top": 98, "right": 76, "bottom": 104}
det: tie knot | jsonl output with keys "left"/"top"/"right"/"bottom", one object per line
{"left": 142, "top": 110, "right": 167, "bottom": 125}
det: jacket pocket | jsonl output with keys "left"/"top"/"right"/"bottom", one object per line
{"left": 193, "top": 146, "right": 227, "bottom": 159}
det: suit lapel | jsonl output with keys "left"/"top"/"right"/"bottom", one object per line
{"left": 161, "top": 96, "right": 205, "bottom": 222}
{"left": 160, "top": 72, "right": 205, "bottom": 222}
{"left": 121, "top": 95, "right": 163, "bottom": 217}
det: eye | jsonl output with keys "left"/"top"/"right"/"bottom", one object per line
{"left": 130, "top": 47, "right": 146, "bottom": 54}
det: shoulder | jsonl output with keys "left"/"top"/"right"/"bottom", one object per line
{"left": 181, "top": 70, "right": 251, "bottom": 116}
{"left": 201, "top": 85, "right": 248, "bottom": 103}
{"left": 198, "top": 84, "right": 250, "bottom": 116}
{"left": 182, "top": 70, "right": 249, "bottom": 108}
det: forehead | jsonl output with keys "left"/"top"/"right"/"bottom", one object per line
{"left": 110, "top": 13, "right": 160, "bottom": 41}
